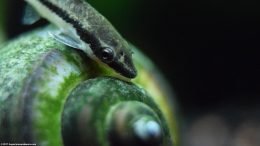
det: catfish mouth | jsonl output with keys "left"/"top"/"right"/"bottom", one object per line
{"left": 107, "top": 59, "right": 137, "bottom": 79}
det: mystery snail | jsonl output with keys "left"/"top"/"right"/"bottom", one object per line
{"left": 0, "top": 27, "right": 178, "bottom": 146}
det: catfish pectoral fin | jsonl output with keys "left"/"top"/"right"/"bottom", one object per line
{"left": 49, "top": 30, "right": 83, "bottom": 49}
{"left": 22, "top": 4, "right": 41, "bottom": 25}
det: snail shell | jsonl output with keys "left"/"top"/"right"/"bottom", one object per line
{"left": 0, "top": 27, "right": 178, "bottom": 146}
{"left": 62, "top": 77, "right": 172, "bottom": 146}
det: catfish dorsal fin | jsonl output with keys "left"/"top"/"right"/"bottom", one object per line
{"left": 22, "top": 4, "right": 41, "bottom": 25}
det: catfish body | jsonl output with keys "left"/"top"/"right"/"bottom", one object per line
{"left": 25, "top": 0, "right": 137, "bottom": 79}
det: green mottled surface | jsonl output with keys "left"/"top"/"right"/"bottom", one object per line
{"left": 0, "top": 28, "right": 95, "bottom": 145}
{"left": 0, "top": 29, "right": 64, "bottom": 104}
{"left": 62, "top": 77, "right": 173, "bottom": 146}
{"left": 0, "top": 27, "right": 178, "bottom": 146}
{"left": 25, "top": 50, "right": 88, "bottom": 146}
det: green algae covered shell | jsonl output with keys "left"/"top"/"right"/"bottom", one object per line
{"left": 0, "top": 27, "right": 178, "bottom": 146}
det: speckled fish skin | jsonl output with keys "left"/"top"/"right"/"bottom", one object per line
{"left": 25, "top": 0, "right": 137, "bottom": 79}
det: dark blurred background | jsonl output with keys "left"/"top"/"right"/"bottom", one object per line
{"left": 3, "top": 0, "right": 260, "bottom": 145}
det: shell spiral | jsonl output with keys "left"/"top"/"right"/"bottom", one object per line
{"left": 0, "top": 27, "right": 178, "bottom": 146}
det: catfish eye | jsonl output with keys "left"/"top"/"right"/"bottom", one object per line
{"left": 100, "top": 47, "right": 115, "bottom": 63}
